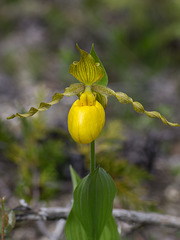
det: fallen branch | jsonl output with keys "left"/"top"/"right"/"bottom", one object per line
{"left": 14, "top": 205, "right": 180, "bottom": 229}
{"left": 14, "top": 206, "right": 69, "bottom": 221}
{"left": 113, "top": 209, "right": 180, "bottom": 229}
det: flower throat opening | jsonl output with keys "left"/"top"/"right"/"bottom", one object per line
{"left": 79, "top": 91, "right": 96, "bottom": 106}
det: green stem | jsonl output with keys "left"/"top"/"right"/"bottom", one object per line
{"left": 90, "top": 140, "right": 96, "bottom": 173}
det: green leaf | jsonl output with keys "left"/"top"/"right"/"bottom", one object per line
{"left": 65, "top": 167, "right": 119, "bottom": 240}
{"left": 65, "top": 208, "right": 120, "bottom": 240}
{"left": 100, "top": 215, "right": 120, "bottom": 240}
{"left": 73, "top": 167, "right": 117, "bottom": 240}
{"left": 90, "top": 44, "right": 108, "bottom": 86}
{"left": 65, "top": 207, "right": 88, "bottom": 240}
{"left": 69, "top": 165, "right": 81, "bottom": 191}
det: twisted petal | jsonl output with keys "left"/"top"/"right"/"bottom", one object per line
{"left": 7, "top": 93, "right": 64, "bottom": 119}
{"left": 63, "top": 83, "right": 85, "bottom": 96}
{"left": 91, "top": 84, "right": 179, "bottom": 127}
{"left": 92, "top": 84, "right": 115, "bottom": 96}
{"left": 115, "top": 92, "right": 180, "bottom": 127}
{"left": 7, "top": 83, "right": 85, "bottom": 119}
{"left": 69, "top": 45, "right": 104, "bottom": 85}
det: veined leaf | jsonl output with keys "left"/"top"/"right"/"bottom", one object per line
{"left": 73, "top": 167, "right": 117, "bottom": 240}
{"left": 70, "top": 165, "right": 81, "bottom": 191}
{"left": 65, "top": 207, "right": 88, "bottom": 240}
{"left": 90, "top": 44, "right": 108, "bottom": 86}
{"left": 100, "top": 215, "right": 120, "bottom": 240}
{"left": 65, "top": 208, "right": 120, "bottom": 240}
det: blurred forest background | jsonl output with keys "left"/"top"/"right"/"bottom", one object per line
{"left": 0, "top": 0, "right": 180, "bottom": 239}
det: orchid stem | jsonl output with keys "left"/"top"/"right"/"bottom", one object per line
{"left": 90, "top": 140, "right": 96, "bottom": 173}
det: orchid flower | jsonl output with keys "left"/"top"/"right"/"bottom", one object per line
{"left": 7, "top": 44, "right": 180, "bottom": 144}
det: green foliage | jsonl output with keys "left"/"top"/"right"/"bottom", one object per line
{"left": 7, "top": 115, "right": 67, "bottom": 202}
{"left": 44, "top": 6, "right": 70, "bottom": 46}
{"left": 65, "top": 208, "right": 88, "bottom": 240}
{"left": 2, "top": 0, "right": 21, "bottom": 4}
{"left": 65, "top": 168, "right": 119, "bottom": 240}
{"left": 105, "top": 0, "right": 180, "bottom": 70}
{"left": 1, "top": 1, "right": 179, "bottom": 238}
{"left": 0, "top": 54, "right": 18, "bottom": 76}
{"left": 69, "top": 165, "right": 81, "bottom": 191}
{"left": 46, "top": 7, "right": 69, "bottom": 33}
{"left": 79, "top": 120, "right": 153, "bottom": 210}
{"left": 74, "top": 168, "right": 116, "bottom": 239}
{"left": 27, "top": 50, "right": 47, "bottom": 81}
{"left": 100, "top": 216, "right": 120, "bottom": 240}
{"left": 171, "top": 165, "right": 180, "bottom": 177}
{"left": 66, "top": 208, "right": 119, "bottom": 240}
{"left": 0, "top": 16, "right": 14, "bottom": 36}
{"left": 114, "top": 160, "right": 152, "bottom": 210}
{"left": 95, "top": 154, "right": 153, "bottom": 210}
{"left": 0, "top": 120, "right": 14, "bottom": 149}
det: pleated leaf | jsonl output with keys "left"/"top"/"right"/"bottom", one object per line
{"left": 66, "top": 167, "right": 119, "bottom": 240}
{"left": 100, "top": 215, "right": 120, "bottom": 240}
{"left": 65, "top": 208, "right": 120, "bottom": 240}
{"left": 73, "top": 167, "right": 117, "bottom": 240}
{"left": 90, "top": 44, "right": 108, "bottom": 86}
{"left": 65, "top": 207, "right": 88, "bottom": 240}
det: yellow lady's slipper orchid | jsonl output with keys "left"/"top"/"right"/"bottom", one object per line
{"left": 7, "top": 44, "right": 180, "bottom": 144}
{"left": 68, "top": 90, "right": 105, "bottom": 144}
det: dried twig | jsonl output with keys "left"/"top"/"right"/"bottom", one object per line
{"left": 14, "top": 205, "right": 180, "bottom": 229}
{"left": 113, "top": 209, "right": 180, "bottom": 228}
